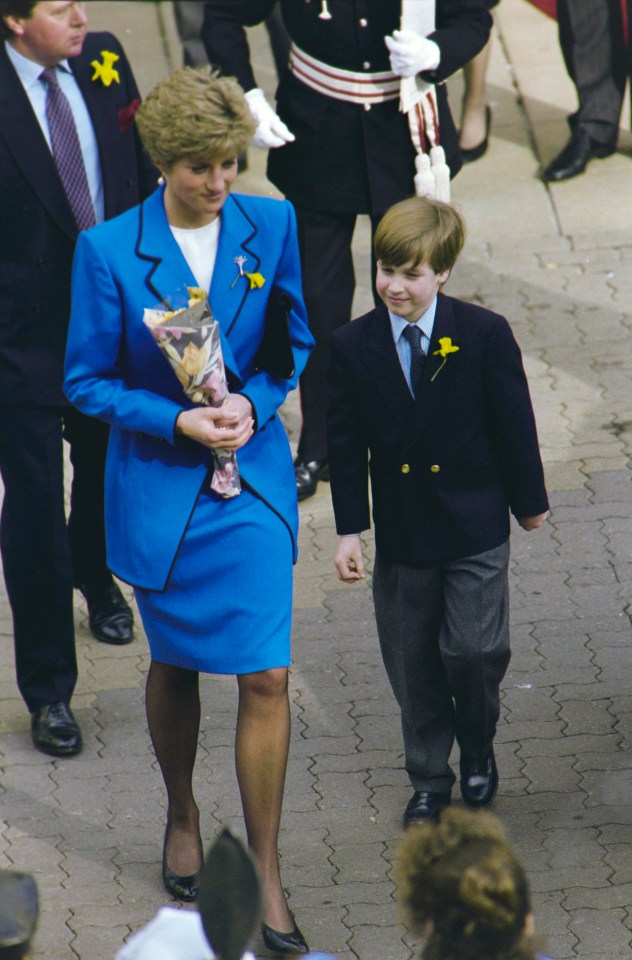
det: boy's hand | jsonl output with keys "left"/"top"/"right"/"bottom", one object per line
{"left": 518, "top": 511, "right": 549, "bottom": 531}
{"left": 334, "top": 535, "right": 366, "bottom": 583}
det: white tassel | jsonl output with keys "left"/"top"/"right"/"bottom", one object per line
{"left": 318, "top": 1, "right": 332, "bottom": 19}
{"left": 414, "top": 153, "right": 437, "bottom": 198}
{"left": 430, "top": 145, "right": 450, "bottom": 202}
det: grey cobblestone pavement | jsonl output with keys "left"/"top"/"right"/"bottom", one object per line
{"left": 0, "top": 2, "right": 631, "bottom": 959}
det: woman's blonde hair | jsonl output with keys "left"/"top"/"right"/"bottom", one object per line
{"left": 374, "top": 196, "right": 466, "bottom": 275}
{"left": 135, "top": 67, "right": 256, "bottom": 170}
{"left": 395, "top": 808, "right": 537, "bottom": 960}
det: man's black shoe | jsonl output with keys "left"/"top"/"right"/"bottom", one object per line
{"left": 543, "top": 128, "right": 615, "bottom": 182}
{"left": 460, "top": 751, "right": 498, "bottom": 808}
{"left": 294, "top": 458, "right": 329, "bottom": 501}
{"left": 78, "top": 581, "right": 134, "bottom": 645}
{"left": 31, "top": 702, "right": 82, "bottom": 756}
{"left": 403, "top": 790, "right": 451, "bottom": 828}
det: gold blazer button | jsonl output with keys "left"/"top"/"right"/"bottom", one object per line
{"left": 430, "top": 464, "right": 440, "bottom": 473}
{"left": 401, "top": 464, "right": 410, "bottom": 474}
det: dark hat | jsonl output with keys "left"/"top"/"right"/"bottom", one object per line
{"left": 0, "top": 871, "right": 38, "bottom": 957}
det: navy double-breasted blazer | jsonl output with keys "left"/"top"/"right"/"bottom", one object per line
{"left": 0, "top": 33, "right": 156, "bottom": 405}
{"left": 64, "top": 188, "right": 314, "bottom": 590}
{"left": 327, "top": 297, "right": 549, "bottom": 566}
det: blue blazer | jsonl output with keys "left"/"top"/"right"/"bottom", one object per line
{"left": 327, "top": 298, "right": 549, "bottom": 566}
{"left": 65, "top": 188, "right": 314, "bottom": 590}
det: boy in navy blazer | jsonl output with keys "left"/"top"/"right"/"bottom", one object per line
{"left": 327, "top": 197, "right": 549, "bottom": 827}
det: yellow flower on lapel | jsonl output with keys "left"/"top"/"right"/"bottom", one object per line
{"left": 230, "top": 256, "right": 265, "bottom": 290}
{"left": 244, "top": 271, "right": 265, "bottom": 290}
{"left": 430, "top": 337, "right": 460, "bottom": 382}
{"left": 91, "top": 50, "right": 121, "bottom": 87}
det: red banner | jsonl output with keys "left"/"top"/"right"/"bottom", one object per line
{"left": 523, "top": 0, "right": 556, "bottom": 16}
{"left": 523, "top": 0, "right": 628, "bottom": 42}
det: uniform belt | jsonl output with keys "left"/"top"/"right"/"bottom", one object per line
{"left": 288, "top": 43, "right": 400, "bottom": 105}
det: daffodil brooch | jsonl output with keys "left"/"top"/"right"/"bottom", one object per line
{"left": 430, "top": 337, "right": 459, "bottom": 382}
{"left": 91, "top": 50, "right": 121, "bottom": 87}
{"left": 231, "top": 256, "right": 265, "bottom": 291}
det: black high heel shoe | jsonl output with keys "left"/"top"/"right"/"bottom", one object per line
{"left": 460, "top": 105, "right": 492, "bottom": 164}
{"left": 262, "top": 919, "right": 309, "bottom": 955}
{"left": 162, "top": 824, "right": 202, "bottom": 902}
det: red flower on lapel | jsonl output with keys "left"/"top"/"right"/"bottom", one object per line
{"left": 118, "top": 99, "right": 141, "bottom": 135}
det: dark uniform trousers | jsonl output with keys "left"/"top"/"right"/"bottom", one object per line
{"left": 0, "top": 406, "right": 109, "bottom": 710}
{"left": 558, "top": 0, "right": 628, "bottom": 146}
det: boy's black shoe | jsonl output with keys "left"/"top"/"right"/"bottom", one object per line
{"left": 403, "top": 790, "right": 451, "bottom": 828}
{"left": 460, "top": 751, "right": 498, "bottom": 808}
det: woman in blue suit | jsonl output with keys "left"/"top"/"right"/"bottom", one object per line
{"left": 65, "top": 68, "right": 313, "bottom": 953}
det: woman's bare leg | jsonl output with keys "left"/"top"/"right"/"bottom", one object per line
{"left": 460, "top": 35, "right": 493, "bottom": 151}
{"left": 145, "top": 660, "right": 202, "bottom": 876}
{"left": 236, "top": 667, "right": 294, "bottom": 931}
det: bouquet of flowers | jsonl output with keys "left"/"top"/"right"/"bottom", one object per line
{"left": 143, "top": 289, "right": 241, "bottom": 498}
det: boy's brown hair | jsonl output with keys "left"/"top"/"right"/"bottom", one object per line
{"left": 374, "top": 196, "right": 466, "bottom": 275}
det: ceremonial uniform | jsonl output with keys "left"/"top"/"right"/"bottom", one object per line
{"left": 202, "top": 0, "right": 492, "bottom": 465}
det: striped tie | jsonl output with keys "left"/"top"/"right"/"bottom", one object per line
{"left": 403, "top": 324, "right": 426, "bottom": 396}
{"left": 40, "top": 66, "right": 95, "bottom": 232}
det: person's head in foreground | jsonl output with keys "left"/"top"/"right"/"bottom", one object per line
{"left": 135, "top": 66, "right": 255, "bottom": 229}
{"left": 373, "top": 196, "right": 466, "bottom": 324}
{"left": 395, "top": 808, "right": 545, "bottom": 960}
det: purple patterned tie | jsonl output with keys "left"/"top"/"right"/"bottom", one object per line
{"left": 40, "top": 66, "right": 96, "bottom": 232}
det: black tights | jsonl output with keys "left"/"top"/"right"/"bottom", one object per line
{"left": 145, "top": 660, "right": 293, "bottom": 930}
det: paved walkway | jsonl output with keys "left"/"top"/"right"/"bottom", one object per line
{"left": 1, "top": 3, "right": 631, "bottom": 958}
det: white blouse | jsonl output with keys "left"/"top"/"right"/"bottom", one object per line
{"left": 169, "top": 217, "right": 220, "bottom": 294}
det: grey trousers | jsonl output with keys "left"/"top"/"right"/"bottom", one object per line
{"left": 558, "top": 0, "right": 626, "bottom": 144}
{"left": 373, "top": 541, "right": 510, "bottom": 793}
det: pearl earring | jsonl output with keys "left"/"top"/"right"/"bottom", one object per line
{"left": 318, "top": 1, "right": 332, "bottom": 20}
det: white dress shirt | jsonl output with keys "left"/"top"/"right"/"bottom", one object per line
{"left": 5, "top": 40, "right": 105, "bottom": 223}
{"left": 389, "top": 296, "right": 438, "bottom": 394}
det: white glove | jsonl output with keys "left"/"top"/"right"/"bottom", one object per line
{"left": 244, "top": 88, "right": 295, "bottom": 149}
{"left": 384, "top": 29, "right": 441, "bottom": 78}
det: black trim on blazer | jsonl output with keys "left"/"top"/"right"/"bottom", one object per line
{"left": 224, "top": 194, "right": 260, "bottom": 336}
{"left": 135, "top": 200, "right": 173, "bottom": 310}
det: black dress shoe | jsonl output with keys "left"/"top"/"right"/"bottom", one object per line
{"left": 543, "top": 127, "right": 615, "bottom": 182}
{"left": 162, "top": 825, "right": 202, "bottom": 902}
{"left": 262, "top": 919, "right": 309, "bottom": 955}
{"left": 31, "top": 702, "right": 82, "bottom": 757}
{"left": 294, "top": 457, "right": 329, "bottom": 502}
{"left": 403, "top": 790, "right": 451, "bottom": 828}
{"left": 460, "top": 750, "right": 498, "bottom": 808}
{"left": 77, "top": 581, "right": 134, "bottom": 645}
{"left": 460, "top": 104, "right": 491, "bottom": 164}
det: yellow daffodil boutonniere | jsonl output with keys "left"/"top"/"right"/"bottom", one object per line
{"left": 91, "top": 50, "right": 121, "bottom": 87}
{"left": 430, "top": 337, "right": 460, "bottom": 382}
{"left": 231, "top": 256, "right": 266, "bottom": 291}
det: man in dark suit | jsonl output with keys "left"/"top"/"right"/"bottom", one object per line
{"left": 202, "top": 0, "right": 492, "bottom": 499}
{"left": 544, "top": 0, "right": 630, "bottom": 181}
{"left": 327, "top": 197, "right": 549, "bottom": 827}
{"left": 0, "top": 0, "right": 156, "bottom": 756}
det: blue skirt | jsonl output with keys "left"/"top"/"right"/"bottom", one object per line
{"left": 134, "top": 486, "right": 293, "bottom": 674}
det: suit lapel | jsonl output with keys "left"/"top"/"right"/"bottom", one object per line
{"left": 209, "top": 193, "right": 261, "bottom": 336}
{"left": 0, "top": 45, "right": 76, "bottom": 240}
{"left": 361, "top": 305, "right": 414, "bottom": 420}
{"left": 69, "top": 48, "right": 119, "bottom": 220}
{"left": 401, "top": 293, "right": 461, "bottom": 450}
{"left": 134, "top": 188, "right": 242, "bottom": 384}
